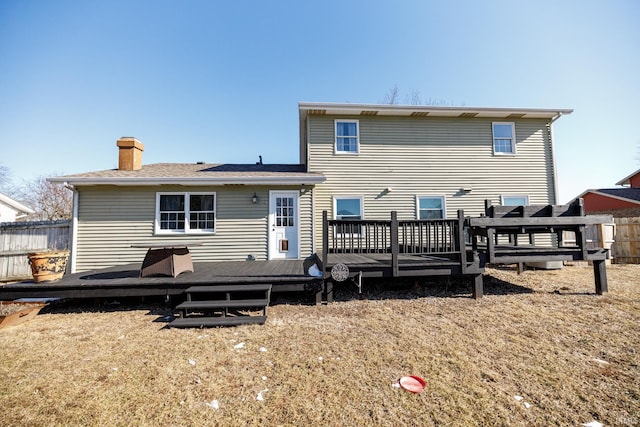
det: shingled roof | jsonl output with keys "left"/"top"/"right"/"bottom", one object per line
{"left": 596, "top": 188, "right": 640, "bottom": 203}
{"left": 48, "top": 163, "right": 325, "bottom": 186}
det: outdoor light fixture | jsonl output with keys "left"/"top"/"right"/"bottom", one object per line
{"left": 252, "top": 193, "right": 258, "bottom": 204}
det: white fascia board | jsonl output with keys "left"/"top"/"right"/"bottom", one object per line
{"left": 615, "top": 168, "right": 640, "bottom": 186}
{"left": 298, "top": 102, "right": 573, "bottom": 119}
{"left": 0, "top": 192, "right": 35, "bottom": 214}
{"left": 47, "top": 176, "right": 326, "bottom": 186}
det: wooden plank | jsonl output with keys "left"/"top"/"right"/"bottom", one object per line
{"left": 469, "top": 215, "right": 613, "bottom": 227}
{"left": 186, "top": 284, "right": 272, "bottom": 293}
{"left": 176, "top": 299, "right": 269, "bottom": 310}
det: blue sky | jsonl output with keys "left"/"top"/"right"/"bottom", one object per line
{"left": 1, "top": 0, "right": 638, "bottom": 203}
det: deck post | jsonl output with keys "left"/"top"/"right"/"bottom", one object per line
{"left": 390, "top": 211, "right": 399, "bottom": 277}
{"left": 457, "top": 210, "right": 467, "bottom": 274}
{"left": 472, "top": 273, "right": 483, "bottom": 299}
{"left": 593, "top": 259, "right": 608, "bottom": 295}
{"left": 322, "top": 210, "right": 329, "bottom": 278}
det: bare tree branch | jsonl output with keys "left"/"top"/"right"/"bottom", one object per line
{"left": 15, "top": 175, "right": 73, "bottom": 221}
{"left": 382, "top": 84, "right": 400, "bottom": 104}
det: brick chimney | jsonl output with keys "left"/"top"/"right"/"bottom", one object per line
{"left": 116, "top": 137, "right": 144, "bottom": 171}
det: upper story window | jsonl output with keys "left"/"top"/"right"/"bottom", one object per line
{"left": 417, "top": 196, "right": 446, "bottom": 219}
{"left": 492, "top": 122, "right": 516, "bottom": 155}
{"left": 502, "top": 195, "right": 529, "bottom": 206}
{"left": 335, "top": 120, "right": 359, "bottom": 154}
{"left": 156, "top": 192, "right": 216, "bottom": 234}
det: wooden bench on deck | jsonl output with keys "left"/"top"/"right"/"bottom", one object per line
{"left": 468, "top": 199, "right": 613, "bottom": 294}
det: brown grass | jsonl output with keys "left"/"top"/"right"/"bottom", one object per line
{"left": 1, "top": 264, "right": 639, "bottom": 426}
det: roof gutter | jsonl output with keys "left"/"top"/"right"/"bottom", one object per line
{"left": 47, "top": 176, "right": 327, "bottom": 186}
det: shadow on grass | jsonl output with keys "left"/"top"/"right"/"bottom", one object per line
{"left": 329, "top": 274, "right": 534, "bottom": 302}
{"left": 37, "top": 272, "right": 536, "bottom": 318}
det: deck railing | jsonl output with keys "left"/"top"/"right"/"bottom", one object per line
{"left": 322, "top": 210, "right": 468, "bottom": 276}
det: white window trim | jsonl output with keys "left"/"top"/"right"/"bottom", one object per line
{"left": 501, "top": 195, "right": 530, "bottom": 206}
{"left": 155, "top": 192, "right": 216, "bottom": 235}
{"left": 492, "top": 122, "right": 516, "bottom": 155}
{"left": 415, "top": 195, "right": 447, "bottom": 219}
{"left": 334, "top": 119, "right": 360, "bottom": 154}
{"left": 333, "top": 195, "right": 364, "bottom": 236}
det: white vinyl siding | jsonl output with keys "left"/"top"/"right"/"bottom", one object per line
{"left": 306, "top": 115, "right": 556, "bottom": 250}
{"left": 73, "top": 186, "right": 313, "bottom": 272}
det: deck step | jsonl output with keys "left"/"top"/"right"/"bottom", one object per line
{"left": 185, "top": 284, "right": 272, "bottom": 293}
{"left": 175, "top": 283, "right": 272, "bottom": 328}
{"left": 170, "top": 316, "right": 267, "bottom": 328}
{"left": 175, "top": 299, "right": 269, "bottom": 310}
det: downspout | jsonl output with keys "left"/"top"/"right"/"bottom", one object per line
{"left": 64, "top": 182, "right": 79, "bottom": 273}
{"left": 548, "top": 113, "right": 564, "bottom": 205}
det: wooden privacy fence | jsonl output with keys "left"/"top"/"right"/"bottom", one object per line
{"left": 0, "top": 220, "right": 71, "bottom": 281}
{"left": 613, "top": 217, "right": 640, "bottom": 264}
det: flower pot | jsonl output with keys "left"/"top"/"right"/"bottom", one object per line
{"left": 27, "top": 250, "right": 70, "bottom": 283}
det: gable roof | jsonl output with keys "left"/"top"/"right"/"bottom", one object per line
{"left": 0, "top": 192, "right": 35, "bottom": 215}
{"left": 615, "top": 168, "right": 640, "bottom": 186}
{"left": 578, "top": 188, "right": 640, "bottom": 206}
{"left": 48, "top": 163, "right": 326, "bottom": 186}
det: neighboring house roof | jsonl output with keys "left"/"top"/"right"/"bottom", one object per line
{"left": 597, "top": 188, "right": 640, "bottom": 202}
{"left": 0, "top": 192, "right": 35, "bottom": 215}
{"left": 577, "top": 188, "right": 640, "bottom": 207}
{"left": 615, "top": 168, "right": 640, "bottom": 186}
{"left": 48, "top": 163, "right": 326, "bottom": 186}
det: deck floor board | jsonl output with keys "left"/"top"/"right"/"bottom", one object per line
{"left": 0, "top": 259, "right": 315, "bottom": 300}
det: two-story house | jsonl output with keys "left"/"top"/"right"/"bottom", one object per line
{"left": 49, "top": 102, "right": 571, "bottom": 273}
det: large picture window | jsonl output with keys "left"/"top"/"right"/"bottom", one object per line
{"left": 156, "top": 192, "right": 215, "bottom": 234}
{"left": 417, "top": 196, "right": 445, "bottom": 219}
{"left": 335, "top": 120, "right": 359, "bottom": 154}
{"left": 492, "top": 122, "right": 516, "bottom": 154}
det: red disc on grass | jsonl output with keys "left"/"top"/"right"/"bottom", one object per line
{"left": 399, "top": 375, "right": 426, "bottom": 393}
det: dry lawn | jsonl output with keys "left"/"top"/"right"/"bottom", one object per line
{"left": 1, "top": 264, "right": 639, "bottom": 426}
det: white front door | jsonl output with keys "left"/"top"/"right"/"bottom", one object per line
{"left": 268, "top": 191, "right": 299, "bottom": 260}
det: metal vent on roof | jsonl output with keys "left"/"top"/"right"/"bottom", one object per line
{"left": 458, "top": 112, "right": 478, "bottom": 118}
{"left": 409, "top": 112, "right": 429, "bottom": 117}
{"left": 360, "top": 110, "right": 378, "bottom": 116}
{"left": 506, "top": 113, "right": 526, "bottom": 119}
{"left": 307, "top": 109, "right": 326, "bottom": 115}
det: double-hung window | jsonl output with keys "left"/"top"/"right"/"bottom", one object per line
{"left": 417, "top": 196, "right": 446, "bottom": 219}
{"left": 335, "top": 120, "right": 359, "bottom": 154}
{"left": 492, "top": 122, "right": 516, "bottom": 155}
{"left": 334, "top": 197, "right": 363, "bottom": 236}
{"left": 156, "top": 192, "right": 216, "bottom": 234}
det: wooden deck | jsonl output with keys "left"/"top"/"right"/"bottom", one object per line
{"left": 0, "top": 259, "right": 320, "bottom": 302}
